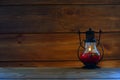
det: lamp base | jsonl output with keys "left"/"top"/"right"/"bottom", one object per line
{"left": 83, "top": 63, "right": 98, "bottom": 67}
{"left": 82, "top": 64, "right": 100, "bottom": 69}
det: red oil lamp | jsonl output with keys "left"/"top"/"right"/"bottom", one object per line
{"left": 78, "top": 28, "right": 104, "bottom": 67}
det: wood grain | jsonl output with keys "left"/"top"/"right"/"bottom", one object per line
{"left": 0, "top": 0, "right": 120, "bottom": 5}
{"left": 0, "top": 5, "right": 120, "bottom": 33}
{"left": 0, "top": 33, "right": 119, "bottom": 62}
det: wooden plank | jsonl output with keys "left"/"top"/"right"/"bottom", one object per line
{"left": 0, "top": 5, "right": 120, "bottom": 33}
{"left": 0, "top": 33, "right": 119, "bottom": 62}
{"left": 100, "top": 33, "right": 120, "bottom": 59}
{"left": 0, "top": 34, "right": 78, "bottom": 61}
{"left": 0, "top": 0, "right": 120, "bottom": 5}
{"left": 0, "top": 60, "right": 120, "bottom": 67}
{"left": 0, "top": 66, "right": 120, "bottom": 79}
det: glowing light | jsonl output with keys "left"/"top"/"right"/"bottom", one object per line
{"left": 88, "top": 47, "right": 92, "bottom": 51}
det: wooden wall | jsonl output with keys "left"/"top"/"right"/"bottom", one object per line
{"left": 0, "top": 0, "right": 120, "bottom": 67}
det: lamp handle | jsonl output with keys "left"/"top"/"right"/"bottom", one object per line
{"left": 97, "top": 29, "right": 102, "bottom": 46}
{"left": 77, "top": 31, "right": 85, "bottom": 61}
{"left": 78, "top": 30, "right": 85, "bottom": 49}
{"left": 97, "top": 42, "right": 104, "bottom": 62}
{"left": 96, "top": 29, "right": 104, "bottom": 61}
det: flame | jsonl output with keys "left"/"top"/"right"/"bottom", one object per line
{"left": 88, "top": 47, "right": 92, "bottom": 51}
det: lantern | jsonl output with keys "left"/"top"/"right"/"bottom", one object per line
{"left": 78, "top": 28, "right": 104, "bottom": 67}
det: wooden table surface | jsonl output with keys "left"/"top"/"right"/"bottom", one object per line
{"left": 0, "top": 60, "right": 120, "bottom": 80}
